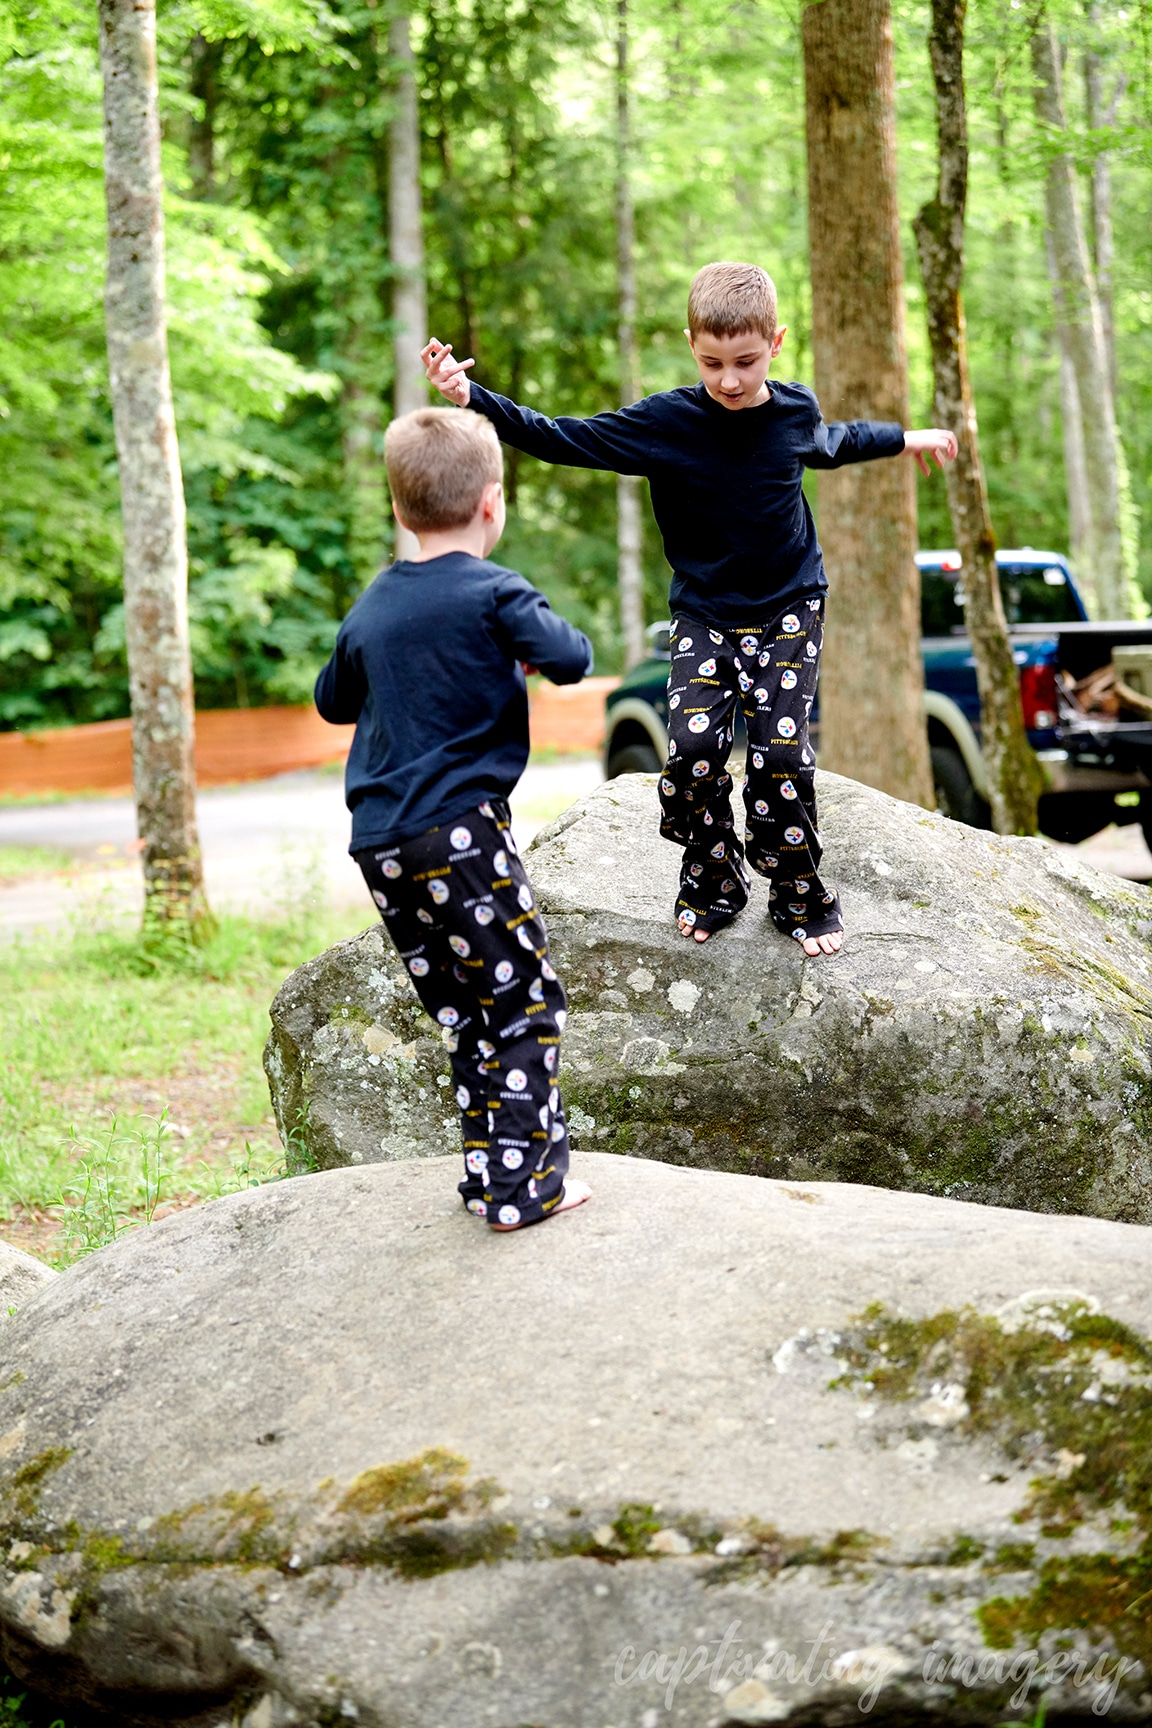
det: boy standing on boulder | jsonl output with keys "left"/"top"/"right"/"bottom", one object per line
{"left": 422, "top": 261, "right": 956, "bottom": 957}
{"left": 315, "top": 408, "right": 592, "bottom": 1232}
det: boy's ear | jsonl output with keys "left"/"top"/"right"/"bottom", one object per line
{"left": 683, "top": 327, "right": 695, "bottom": 351}
{"left": 481, "top": 479, "right": 503, "bottom": 521}
{"left": 771, "top": 325, "right": 787, "bottom": 358}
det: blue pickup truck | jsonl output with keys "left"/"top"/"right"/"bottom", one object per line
{"left": 604, "top": 549, "right": 1152, "bottom": 848}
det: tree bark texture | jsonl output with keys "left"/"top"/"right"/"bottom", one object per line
{"left": 912, "top": 0, "right": 1042, "bottom": 835}
{"left": 615, "top": 0, "right": 645, "bottom": 669}
{"left": 1046, "top": 230, "right": 1093, "bottom": 594}
{"left": 1084, "top": 8, "right": 1121, "bottom": 403}
{"left": 802, "top": 0, "right": 933, "bottom": 809}
{"left": 1031, "top": 15, "right": 1136, "bottom": 619}
{"left": 99, "top": 0, "right": 208, "bottom": 928}
{"left": 388, "top": 11, "right": 427, "bottom": 562}
{"left": 341, "top": 360, "right": 387, "bottom": 587}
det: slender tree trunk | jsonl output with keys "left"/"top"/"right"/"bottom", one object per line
{"left": 99, "top": 0, "right": 208, "bottom": 931}
{"left": 1046, "top": 230, "right": 1094, "bottom": 598}
{"left": 1031, "top": 14, "right": 1136, "bottom": 619}
{"left": 913, "top": 0, "right": 1043, "bottom": 835}
{"left": 188, "top": 32, "right": 221, "bottom": 201}
{"left": 388, "top": 11, "right": 427, "bottom": 561}
{"left": 802, "top": 0, "right": 933, "bottom": 809}
{"left": 341, "top": 359, "right": 387, "bottom": 587}
{"left": 1084, "top": 7, "right": 1122, "bottom": 402}
{"left": 615, "top": 0, "right": 645, "bottom": 670}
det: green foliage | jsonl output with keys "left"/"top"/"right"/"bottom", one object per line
{"left": 3, "top": 0, "right": 1152, "bottom": 720}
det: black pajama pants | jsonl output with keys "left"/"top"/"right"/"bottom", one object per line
{"left": 355, "top": 799, "right": 570, "bottom": 1227}
{"left": 657, "top": 599, "right": 843, "bottom": 943}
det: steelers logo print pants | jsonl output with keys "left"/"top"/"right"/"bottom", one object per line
{"left": 657, "top": 600, "right": 843, "bottom": 943}
{"left": 354, "top": 799, "right": 570, "bottom": 1228}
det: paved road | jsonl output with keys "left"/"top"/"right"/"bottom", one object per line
{"left": 0, "top": 759, "right": 605, "bottom": 937}
{"left": 1, "top": 759, "right": 1149, "bottom": 936}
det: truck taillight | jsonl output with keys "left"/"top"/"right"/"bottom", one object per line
{"left": 1019, "top": 663, "right": 1058, "bottom": 731}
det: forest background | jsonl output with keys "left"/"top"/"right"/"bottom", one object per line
{"left": 1, "top": 0, "right": 1151, "bottom": 729}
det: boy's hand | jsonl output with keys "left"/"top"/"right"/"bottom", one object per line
{"left": 903, "top": 428, "right": 958, "bottom": 477}
{"left": 422, "top": 338, "right": 474, "bottom": 407}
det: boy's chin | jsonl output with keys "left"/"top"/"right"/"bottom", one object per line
{"left": 705, "top": 387, "right": 759, "bottom": 411}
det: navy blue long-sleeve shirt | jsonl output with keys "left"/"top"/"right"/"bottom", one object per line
{"left": 315, "top": 552, "right": 592, "bottom": 851}
{"left": 466, "top": 380, "right": 906, "bottom": 624}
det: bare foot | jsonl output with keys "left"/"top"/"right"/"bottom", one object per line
{"left": 800, "top": 930, "right": 843, "bottom": 958}
{"left": 677, "top": 912, "right": 711, "bottom": 943}
{"left": 489, "top": 1179, "right": 592, "bottom": 1231}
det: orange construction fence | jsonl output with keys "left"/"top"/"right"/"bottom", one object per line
{"left": 0, "top": 678, "right": 619, "bottom": 798}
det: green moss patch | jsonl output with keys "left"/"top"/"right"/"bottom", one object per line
{"left": 338, "top": 1447, "right": 469, "bottom": 1519}
{"left": 834, "top": 1300, "right": 1152, "bottom": 1664}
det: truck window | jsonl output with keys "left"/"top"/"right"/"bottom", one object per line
{"left": 998, "top": 564, "right": 1082, "bottom": 625}
{"left": 920, "top": 563, "right": 1081, "bottom": 634}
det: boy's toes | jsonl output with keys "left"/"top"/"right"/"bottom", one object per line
{"left": 693, "top": 928, "right": 711, "bottom": 943}
{"left": 555, "top": 1178, "right": 592, "bottom": 1214}
{"left": 801, "top": 931, "right": 843, "bottom": 957}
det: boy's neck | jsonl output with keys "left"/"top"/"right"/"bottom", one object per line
{"left": 406, "top": 525, "right": 491, "bottom": 563}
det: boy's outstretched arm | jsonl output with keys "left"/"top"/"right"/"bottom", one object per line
{"left": 315, "top": 635, "right": 367, "bottom": 725}
{"left": 495, "top": 576, "right": 593, "bottom": 687}
{"left": 902, "top": 428, "right": 959, "bottom": 477}
{"left": 422, "top": 338, "right": 651, "bottom": 477}
{"left": 803, "top": 406, "right": 957, "bottom": 474}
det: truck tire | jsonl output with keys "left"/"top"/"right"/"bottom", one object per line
{"left": 606, "top": 741, "right": 662, "bottom": 777}
{"left": 931, "top": 745, "right": 990, "bottom": 829}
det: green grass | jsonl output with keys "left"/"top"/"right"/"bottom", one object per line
{"left": 0, "top": 845, "right": 75, "bottom": 883}
{"left": 0, "top": 870, "right": 367, "bottom": 1264}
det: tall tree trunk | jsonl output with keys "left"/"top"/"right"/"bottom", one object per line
{"left": 1084, "top": 7, "right": 1122, "bottom": 403}
{"left": 1031, "top": 14, "right": 1136, "bottom": 619}
{"left": 615, "top": 0, "right": 645, "bottom": 670}
{"left": 188, "top": 32, "right": 221, "bottom": 201}
{"left": 341, "top": 359, "right": 387, "bottom": 589}
{"left": 1046, "top": 231, "right": 1094, "bottom": 597}
{"left": 388, "top": 11, "right": 427, "bottom": 561}
{"left": 913, "top": 0, "right": 1043, "bottom": 835}
{"left": 802, "top": 0, "right": 933, "bottom": 809}
{"left": 99, "top": 0, "right": 209, "bottom": 931}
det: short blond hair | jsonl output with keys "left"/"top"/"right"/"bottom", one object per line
{"left": 384, "top": 407, "right": 503, "bottom": 534}
{"left": 687, "top": 262, "right": 778, "bottom": 342}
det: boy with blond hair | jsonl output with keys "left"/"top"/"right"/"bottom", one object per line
{"left": 423, "top": 261, "right": 956, "bottom": 958}
{"left": 315, "top": 407, "right": 592, "bottom": 1230}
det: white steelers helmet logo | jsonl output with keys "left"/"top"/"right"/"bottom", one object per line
{"left": 698, "top": 658, "right": 717, "bottom": 676}
{"left": 417, "top": 908, "right": 433, "bottom": 924}
{"left": 795, "top": 880, "right": 810, "bottom": 894}
{"left": 551, "top": 1121, "right": 565, "bottom": 1141}
{"left": 450, "top": 826, "right": 472, "bottom": 850}
{"left": 740, "top": 636, "right": 758, "bottom": 655}
{"left": 517, "top": 883, "right": 534, "bottom": 911}
{"left": 456, "top": 1085, "right": 470, "bottom": 1107}
{"left": 709, "top": 630, "right": 723, "bottom": 644}
{"left": 781, "top": 669, "right": 798, "bottom": 690}
{"left": 544, "top": 1046, "right": 557, "bottom": 1070}
{"left": 539, "top": 1105, "right": 550, "bottom": 1130}
{"left": 752, "top": 751, "right": 764, "bottom": 769}
{"left": 479, "top": 1038, "right": 495, "bottom": 1057}
{"left": 792, "top": 927, "right": 807, "bottom": 941}
{"left": 661, "top": 778, "right": 675, "bottom": 795}
{"left": 680, "top": 907, "right": 697, "bottom": 927}
{"left": 541, "top": 959, "right": 557, "bottom": 981}
{"left": 517, "top": 926, "right": 536, "bottom": 949}
{"left": 780, "top": 780, "right": 798, "bottom": 800}
{"left": 555, "top": 1009, "right": 567, "bottom": 1028}
{"left": 669, "top": 693, "right": 681, "bottom": 709}
{"left": 755, "top": 799, "right": 769, "bottom": 815}
{"left": 467, "top": 1198, "right": 487, "bottom": 1216}
{"left": 495, "top": 959, "right": 514, "bottom": 983}
{"left": 449, "top": 935, "right": 471, "bottom": 957}
{"left": 806, "top": 641, "right": 817, "bottom": 658}
{"left": 465, "top": 1150, "right": 487, "bottom": 1174}
{"left": 493, "top": 849, "right": 508, "bottom": 875}
{"left": 688, "top": 714, "right": 709, "bottom": 734}
{"left": 549, "top": 1087, "right": 560, "bottom": 1111}
{"left": 437, "top": 1006, "right": 459, "bottom": 1026}
{"left": 689, "top": 862, "right": 703, "bottom": 877}
{"left": 501, "top": 1147, "right": 524, "bottom": 1169}
{"left": 809, "top": 597, "right": 821, "bottom": 610}
{"left": 710, "top": 841, "right": 725, "bottom": 859}
{"left": 777, "top": 716, "right": 797, "bottom": 738}
{"left": 409, "top": 957, "right": 430, "bottom": 976}
{"left": 678, "top": 636, "right": 693, "bottom": 651}
{"left": 789, "top": 902, "right": 807, "bottom": 915}
{"left": 479, "top": 801, "right": 494, "bottom": 818}
{"left": 753, "top": 688, "right": 768, "bottom": 704}
{"left": 381, "top": 859, "right": 402, "bottom": 879}
{"left": 529, "top": 978, "right": 544, "bottom": 1001}
{"left": 738, "top": 672, "right": 752, "bottom": 691}
{"left": 691, "top": 760, "right": 710, "bottom": 778}
{"left": 759, "top": 650, "right": 771, "bottom": 666}
{"left": 668, "top": 739, "right": 677, "bottom": 755}
{"left": 498, "top": 1205, "right": 521, "bottom": 1225}
{"left": 506, "top": 1069, "right": 528, "bottom": 1092}
{"left": 429, "top": 879, "right": 449, "bottom": 904}
{"left": 474, "top": 904, "right": 495, "bottom": 924}
{"left": 782, "top": 614, "right": 800, "bottom": 633}
{"left": 785, "top": 825, "right": 805, "bottom": 844}
{"left": 372, "top": 890, "right": 388, "bottom": 909}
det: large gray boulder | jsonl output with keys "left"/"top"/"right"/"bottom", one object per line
{"left": 0, "top": 1239, "right": 54, "bottom": 1316}
{"left": 265, "top": 772, "right": 1152, "bottom": 1222}
{"left": 2, "top": 1154, "right": 1150, "bottom": 1725}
